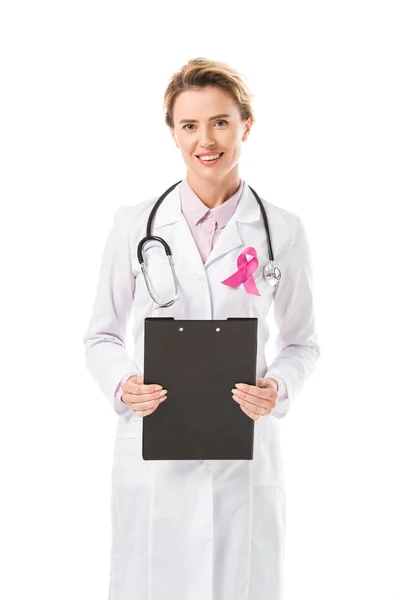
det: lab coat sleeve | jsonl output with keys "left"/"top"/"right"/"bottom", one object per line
{"left": 265, "top": 215, "right": 321, "bottom": 419}
{"left": 83, "top": 206, "right": 141, "bottom": 416}
{"left": 268, "top": 375, "right": 288, "bottom": 402}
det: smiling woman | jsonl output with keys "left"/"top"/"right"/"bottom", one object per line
{"left": 164, "top": 58, "right": 256, "bottom": 208}
{"left": 83, "top": 56, "right": 320, "bottom": 600}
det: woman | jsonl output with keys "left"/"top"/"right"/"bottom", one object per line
{"left": 83, "top": 57, "right": 320, "bottom": 600}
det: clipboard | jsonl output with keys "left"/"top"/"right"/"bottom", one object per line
{"left": 142, "top": 317, "right": 258, "bottom": 460}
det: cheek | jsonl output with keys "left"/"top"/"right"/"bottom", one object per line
{"left": 227, "top": 136, "right": 242, "bottom": 156}
{"left": 173, "top": 133, "right": 190, "bottom": 153}
{"left": 226, "top": 146, "right": 241, "bottom": 164}
{"left": 183, "top": 144, "right": 197, "bottom": 159}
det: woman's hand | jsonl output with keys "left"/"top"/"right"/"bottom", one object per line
{"left": 121, "top": 375, "right": 168, "bottom": 417}
{"left": 231, "top": 378, "right": 278, "bottom": 421}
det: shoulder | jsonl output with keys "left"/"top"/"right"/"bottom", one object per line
{"left": 113, "top": 196, "right": 157, "bottom": 224}
{"left": 263, "top": 197, "right": 301, "bottom": 228}
{"left": 256, "top": 194, "right": 303, "bottom": 249}
{"left": 110, "top": 197, "right": 160, "bottom": 261}
{"left": 111, "top": 196, "right": 159, "bottom": 236}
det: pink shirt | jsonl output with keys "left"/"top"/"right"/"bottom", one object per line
{"left": 115, "top": 177, "right": 288, "bottom": 404}
{"left": 179, "top": 176, "right": 244, "bottom": 264}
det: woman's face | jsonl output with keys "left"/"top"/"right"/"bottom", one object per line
{"left": 169, "top": 86, "right": 252, "bottom": 183}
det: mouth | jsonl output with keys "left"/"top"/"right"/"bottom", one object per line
{"left": 195, "top": 152, "right": 224, "bottom": 165}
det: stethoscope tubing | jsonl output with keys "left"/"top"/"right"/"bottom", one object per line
{"left": 136, "top": 180, "right": 281, "bottom": 307}
{"left": 137, "top": 180, "right": 275, "bottom": 264}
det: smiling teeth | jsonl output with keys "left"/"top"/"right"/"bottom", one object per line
{"left": 198, "top": 153, "right": 222, "bottom": 161}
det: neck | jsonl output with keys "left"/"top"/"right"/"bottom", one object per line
{"left": 186, "top": 169, "right": 241, "bottom": 209}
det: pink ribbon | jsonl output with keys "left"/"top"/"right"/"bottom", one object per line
{"left": 221, "top": 246, "right": 261, "bottom": 296}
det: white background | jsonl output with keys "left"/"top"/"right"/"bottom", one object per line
{"left": 1, "top": 1, "right": 399, "bottom": 598}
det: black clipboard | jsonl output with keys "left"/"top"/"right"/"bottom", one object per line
{"left": 142, "top": 317, "right": 258, "bottom": 460}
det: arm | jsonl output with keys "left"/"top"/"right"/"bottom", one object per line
{"left": 82, "top": 207, "right": 141, "bottom": 416}
{"left": 265, "top": 215, "right": 321, "bottom": 419}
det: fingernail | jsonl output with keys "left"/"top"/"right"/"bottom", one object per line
{"left": 154, "top": 385, "right": 162, "bottom": 391}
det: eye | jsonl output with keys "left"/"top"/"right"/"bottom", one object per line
{"left": 182, "top": 119, "right": 228, "bottom": 131}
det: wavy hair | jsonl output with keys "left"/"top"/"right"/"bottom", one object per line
{"left": 163, "top": 57, "right": 255, "bottom": 129}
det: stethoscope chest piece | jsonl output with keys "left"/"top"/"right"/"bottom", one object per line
{"left": 264, "top": 262, "right": 282, "bottom": 287}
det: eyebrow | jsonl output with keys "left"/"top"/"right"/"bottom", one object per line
{"left": 178, "top": 113, "right": 231, "bottom": 124}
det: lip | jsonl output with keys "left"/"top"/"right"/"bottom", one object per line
{"left": 196, "top": 152, "right": 224, "bottom": 166}
{"left": 196, "top": 151, "right": 223, "bottom": 157}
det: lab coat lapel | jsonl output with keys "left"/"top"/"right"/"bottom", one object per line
{"left": 204, "top": 182, "right": 261, "bottom": 268}
{"left": 151, "top": 181, "right": 205, "bottom": 271}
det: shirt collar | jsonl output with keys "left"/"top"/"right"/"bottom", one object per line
{"left": 180, "top": 177, "right": 245, "bottom": 229}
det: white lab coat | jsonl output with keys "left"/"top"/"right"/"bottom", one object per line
{"left": 83, "top": 180, "right": 320, "bottom": 600}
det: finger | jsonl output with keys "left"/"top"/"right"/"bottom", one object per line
{"left": 134, "top": 398, "right": 167, "bottom": 417}
{"left": 124, "top": 375, "right": 167, "bottom": 398}
{"left": 256, "top": 377, "right": 277, "bottom": 389}
{"left": 128, "top": 381, "right": 163, "bottom": 394}
{"left": 125, "top": 374, "right": 143, "bottom": 387}
{"left": 235, "top": 382, "right": 274, "bottom": 401}
{"left": 124, "top": 386, "right": 167, "bottom": 402}
{"left": 232, "top": 389, "right": 273, "bottom": 411}
{"left": 134, "top": 405, "right": 158, "bottom": 417}
{"left": 232, "top": 391, "right": 269, "bottom": 414}
{"left": 235, "top": 384, "right": 277, "bottom": 406}
{"left": 240, "top": 404, "right": 260, "bottom": 421}
{"left": 124, "top": 394, "right": 167, "bottom": 411}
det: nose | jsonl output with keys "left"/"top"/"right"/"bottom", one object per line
{"left": 198, "top": 126, "right": 217, "bottom": 148}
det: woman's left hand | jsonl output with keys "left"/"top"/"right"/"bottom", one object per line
{"left": 231, "top": 378, "right": 278, "bottom": 421}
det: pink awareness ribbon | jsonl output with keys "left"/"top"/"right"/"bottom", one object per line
{"left": 221, "top": 246, "right": 261, "bottom": 296}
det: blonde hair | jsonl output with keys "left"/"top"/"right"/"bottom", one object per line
{"left": 163, "top": 57, "right": 255, "bottom": 129}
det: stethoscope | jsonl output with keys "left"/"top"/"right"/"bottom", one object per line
{"left": 137, "top": 180, "right": 282, "bottom": 308}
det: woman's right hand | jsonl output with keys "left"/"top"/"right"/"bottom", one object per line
{"left": 121, "top": 375, "right": 168, "bottom": 417}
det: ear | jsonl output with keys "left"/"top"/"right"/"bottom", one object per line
{"left": 242, "top": 118, "right": 253, "bottom": 142}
